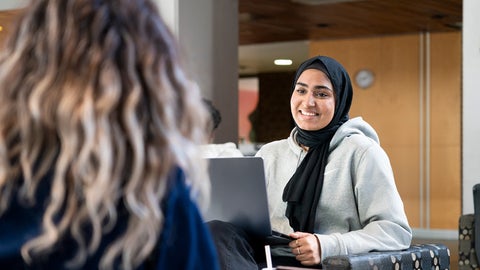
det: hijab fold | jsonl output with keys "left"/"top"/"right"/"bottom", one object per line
{"left": 282, "top": 56, "right": 353, "bottom": 233}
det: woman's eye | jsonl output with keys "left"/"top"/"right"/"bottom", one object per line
{"left": 314, "top": 92, "right": 329, "bottom": 98}
{"left": 295, "top": 88, "right": 306, "bottom": 94}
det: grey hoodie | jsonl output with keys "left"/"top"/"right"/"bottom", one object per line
{"left": 255, "top": 117, "right": 412, "bottom": 260}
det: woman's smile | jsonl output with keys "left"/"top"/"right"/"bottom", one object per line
{"left": 299, "top": 110, "right": 319, "bottom": 117}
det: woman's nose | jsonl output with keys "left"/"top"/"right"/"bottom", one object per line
{"left": 305, "top": 93, "right": 315, "bottom": 106}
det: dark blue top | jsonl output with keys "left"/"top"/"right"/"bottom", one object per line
{"left": 0, "top": 168, "right": 220, "bottom": 270}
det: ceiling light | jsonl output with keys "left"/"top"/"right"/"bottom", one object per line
{"left": 274, "top": 59, "right": 293, "bottom": 66}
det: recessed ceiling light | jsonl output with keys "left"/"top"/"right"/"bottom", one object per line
{"left": 274, "top": 59, "right": 293, "bottom": 66}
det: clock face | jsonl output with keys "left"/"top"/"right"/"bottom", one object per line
{"left": 355, "top": 69, "right": 375, "bottom": 89}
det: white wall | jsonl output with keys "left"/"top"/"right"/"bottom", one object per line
{"left": 0, "top": 0, "right": 28, "bottom": 11}
{"left": 462, "top": 0, "right": 480, "bottom": 214}
{"left": 156, "top": 1, "right": 178, "bottom": 35}
{"left": 154, "top": 0, "right": 239, "bottom": 144}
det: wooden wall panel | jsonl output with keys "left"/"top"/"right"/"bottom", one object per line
{"left": 428, "top": 32, "right": 461, "bottom": 229}
{"left": 309, "top": 34, "right": 423, "bottom": 227}
{"left": 308, "top": 32, "right": 462, "bottom": 231}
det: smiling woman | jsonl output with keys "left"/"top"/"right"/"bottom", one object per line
{"left": 208, "top": 55, "right": 412, "bottom": 269}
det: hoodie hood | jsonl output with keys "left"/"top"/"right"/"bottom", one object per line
{"left": 329, "top": 117, "right": 379, "bottom": 150}
{"left": 287, "top": 117, "right": 379, "bottom": 156}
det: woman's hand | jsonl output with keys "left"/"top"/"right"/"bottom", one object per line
{"left": 288, "top": 232, "right": 322, "bottom": 266}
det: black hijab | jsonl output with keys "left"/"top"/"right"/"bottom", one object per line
{"left": 282, "top": 56, "right": 353, "bottom": 232}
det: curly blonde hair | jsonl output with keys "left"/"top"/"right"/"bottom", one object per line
{"left": 0, "top": 0, "right": 210, "bottom": 269}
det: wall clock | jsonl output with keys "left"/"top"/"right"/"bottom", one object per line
{"left": 354, "top": 69, "right": 375, "bottom": 89}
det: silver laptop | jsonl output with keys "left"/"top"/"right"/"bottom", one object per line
{"left": 204, "top": 157, "right": 291, "bottom": 245}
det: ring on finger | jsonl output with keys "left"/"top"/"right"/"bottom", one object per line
{"left": 297, "top": 247, "right": 301, "bottom": 255}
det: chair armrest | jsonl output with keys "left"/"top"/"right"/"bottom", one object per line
{"left": 459, "top": 213, "right": 478, "bottom": 269}
{"left": 322, "top": 244, "right": 450, "bottom": 270}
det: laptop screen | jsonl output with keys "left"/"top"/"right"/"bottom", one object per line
{"left": 204, "top": 157, "right": 272, "bottom": 237}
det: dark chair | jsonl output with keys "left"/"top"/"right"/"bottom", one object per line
{"left": 458, "top": 184, "right": 480, "bottom": 269}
